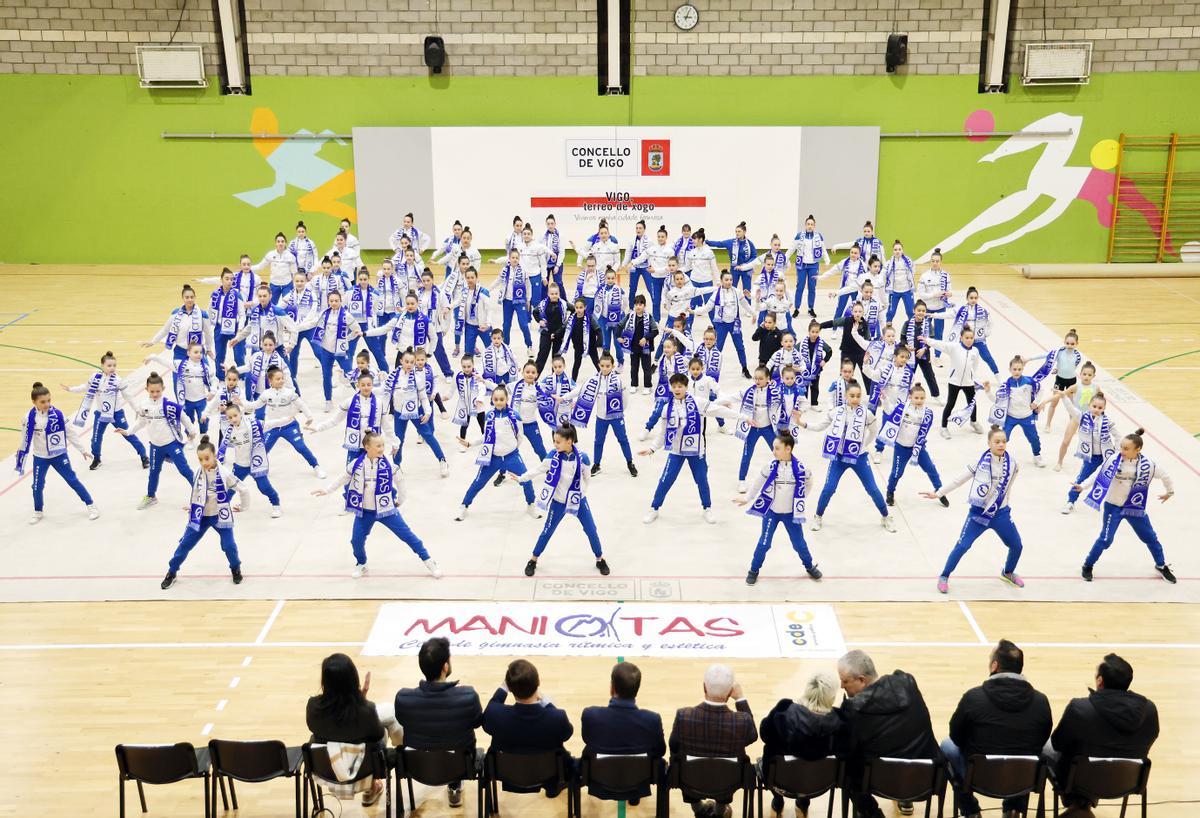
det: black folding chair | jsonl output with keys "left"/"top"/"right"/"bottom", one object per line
{"left": 115, "top": 742, "right": 216, "bottom": 818}
{"left": 208, "top": 738, "right": 303, "bottom": 818}
{"left": 667, "top": 754, "right": 756, "bottom": 818}
{"left": 1049, "top": 756, "right": 1150, "bottom": 818}
{"left": 579, "top": 751, "right": 668, "bottom": 817}
{"left": 757, "top": 754, "right": 844, "bottom": 818}
{"left": 484, "top": 747, "right": 578, "bottom": 817}
{"left": 394, "top": 747, "right": 485, "bottom": 817}
{"left": 301, "top": 743, "right": 391, "bottom": 817}
{"left": 846, "top": 757, "right": 945, "bottom": 818}
{"left": 952, "top": 754, "right": 1045, "bottom": 818}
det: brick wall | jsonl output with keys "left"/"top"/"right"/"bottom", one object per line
{"left": 0, "top": 0, "right": 1196, "bottom": 77}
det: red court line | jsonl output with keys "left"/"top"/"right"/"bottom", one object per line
{"left": 529, "top": 196, "right": 706, "bottom": 208}
{"left": 0, "top": 572, "right": 1187, "bottom": 582}
{"left": 980, "top": 294, "right": 1200, "bottom": 479}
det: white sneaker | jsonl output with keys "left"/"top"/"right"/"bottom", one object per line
{"left": 1033, "top": 454, "right": 1046, "bottom": 468}
{"left": 810, "top": 515, "right": 823, "bottom": 532}
{"left": 703, "top": 508, "right": 716, "bottom": 524}
{"left": 455, "top": 504, "right": 468, "bottom": 521}
{"left": 87, "top": 505, "right": 101, "bottom": 521}
{"left": 313, "top": 465, "right": 327, "bottom": 479}
{"left": 28, "top": 512, "right": 43, "bottom": 525}
{"left": 270, "top": 506, "right": 282, "bottom": 519}
{"left": 337, "top": 506, "right": 350, "bottom": 516}
{"left": 939, "top": 428, "right": 951, "bottom": 440}
{"left": 324, "top": 400, "right": 335, "bottom": 413}
{"left": 137, "top": 495, "right": 158, "bottom": 510}
{"left": 440, "top": 460, "right": 450, "bottom": 478}
{"left": 882, "top": 515, "right": 896, "bottom": 532}
{"left": 440, "top": 410, "right": 449, "bottom": 420}
{"left": 352, "top": 563, "right": 368, "bottom": 578}
{"left": 526, "top": 503, "right": 542, "bottom": 519}
{"left": 642, "top": 386, "right": 651, "bottom": 395}
{"left": 424, "top": 559, "right": 443, "bottom": 579}
{"left": 737, "top": 480, "right": 747, "bottom": 494}
{"left": 643, "top": 509, "right": 659, "bottom": 524}
{"left": 970, "top": 421, "right": 984, "bottom": 434}
{"left": 639, "top": 428, "right": 651, "bottom": 441}
{"left": 719, "top": 423, "right": 732, "bottom": 435}
{"left": 1061, "top": 502, "right": 1074, "bottom": 515}
{"left": 870, "top": 451, "right": 881, "bottom": 465}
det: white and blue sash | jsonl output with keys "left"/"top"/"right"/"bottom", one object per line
{"left": 748, "top": 457, "right": 806, "bottom": 523}
{"left": 343, "top": 393, "right": 380, "bottom": 451}
{"left": 189, "top": 467, "right": 234, "bottom": 531}
{"left": 968, "top": 450, "right": 1013, "bottom": 524}
{"left": 383, "top": 369, "right": 422, "bottom": 421}
{"left": 72, "top": 372, "right": 119, "bottom": 427}
{"left": 559, "top": 311, "right": 595, "bottom": 357}
{"left": 464, "top": 286, "right": 488, "bottom": 325}
{"left": 211, "top": 287, "right": 241, "bottom": 336}
{"left": 736, "top": 382, "right": 781, "bottom": 441}
{"left": 346, "top": 453, "right": 397, "bottom": 518}
{"left": 868, "top": 361, "right": 914, "bottom": 413}
{"left": 312, "top": 307, "right": 351, "bottom": 356}
{"left": 697, "top": 344, "right": 722, "bottom": 381}
{"left": 1085, "top": 452, "right": 1155, "bottom": 517}
{"left": 452, "top": 372, "right": 484, "bottom": 426}
{"left": 538, "top": 373, "right": 574, "bottom": 425}
{"left": 249, "top": 350, "right": 286, "bottom": 398}
{"left": 569, "top": 374, "right": 623, "bottom": 427}
{"left": 392, "top": 311, "right": 430, "bottom": 350}
{"left": 663, "top": 395, "right": 703, "bottom": 456}
{"left": 798, "top": 336, "right": 826, "bottom": 382}
{"left": 879, "top": 403, "right": 933, "bottom": 463}
{"left": 174, "top": 357, "right": 214, "bottom": 403}
{"left": 16, "top": 407, "right": 68, "bottom": 474}
{"left": 596, "top": 284, "right": 624, "bottom": 325}
{"left": 654, "top": 353, "right": 689, "bottom": 401}
{"left": 218, "top": 418, "right": 269, "bottom": 477}
{"left": 535, "top": 450, "right": 585, "bottom": 514}
{"left": 483, "top": 343, "right": 515, "bottom": 381}
{"left": 348, "top": 285, "right": 377, "bottom": 325}
{"left": 497, "top": 262, "right": 529, "bottom": 305}
{"left": 475, "top": 409, "right": 521, "bottom": 466}
{"left": 165, "top": 307, "right": 206, "bottom": 350}
{"left": 828, "top": 377, "right": 848, "bottom": 408}
{"left": 822, "top": 404, "right": 868, "bottom": 464}
{"left": 1076, "top": 411, "right": 1115, "bottom": 460}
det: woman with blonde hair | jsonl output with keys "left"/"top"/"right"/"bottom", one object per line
{"left": 759, "top": 670, "right": 843, "bottom": 817}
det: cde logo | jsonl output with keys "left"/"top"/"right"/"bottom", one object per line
{"left": 641, "top": 140, "right": 670, "bottom": 176}
{"left": 783, "top": 609, "right": 815, "bottom": 647}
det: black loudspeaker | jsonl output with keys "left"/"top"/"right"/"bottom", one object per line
{"left": 424, "top": 35, "right": 446, "bottom": 74}
{"left": 885, "top": 33, "right": 908, "bottom": 73}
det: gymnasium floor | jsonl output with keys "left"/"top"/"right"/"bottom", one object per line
{"left": 1, "top": 262, "right": 1197, "bottom": 816}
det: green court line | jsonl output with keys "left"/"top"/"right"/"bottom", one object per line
{"left": 0, "top": 426, "right": 19, "bottom": 432}
{"left": 0, "top": 343, "right": 99, "bottom": 370}
{"left": 1118, "top": 348, "right": 1200, "bottom": 380}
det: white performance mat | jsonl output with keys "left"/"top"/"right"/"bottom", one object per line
{"left": 362, "top": 601, "right": 846, "bottom": 659}
{"left": 1, "top": 288, "right": 1197, "bottom": 604}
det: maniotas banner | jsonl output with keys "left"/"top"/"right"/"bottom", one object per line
{"left": 362, "top": 602, "right": 846, "bottom": 659}
{"left": 353, "top": 126, "right": 879, "bottom": 251}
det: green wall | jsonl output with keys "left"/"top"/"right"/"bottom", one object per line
{"left": 3, "top": 72, "right": 1199, "bottom": 264}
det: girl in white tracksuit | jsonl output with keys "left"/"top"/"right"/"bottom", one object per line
{"left": 643, "top": 224, "right": 676, "bottom": 318}
{"left": 296, "top": 290, "right": 364, "bottom": 408}
{"left": 915, "top": 248, "right": 953, "bottom": 360}
{"left": 818, "top": 244, "right": 868, "bottom": 321}
{"left": 1058, "top": 389, "right": 1124, "bottom": 514}
{"left": 694, "top": 269, "right": 754, "bottom": 378}
{"left": 16, "top": 382, "right": 99, "bottom": 525}
{"left": 948, "top": 287, "right": 1000, "bottom": 376}
{"left": 243, "top": 365, "right": 324, "bottom": 476}
{"left": 922, "top": 325, "right": 991, "bottom": 436}
{"left": 63, "top": 351, "right": 148, "bottom": 469}
{"left": 882, "top": 239, "right": 917, "bottom": 322}
{"left": 380, "top": 349, "right": 447, "bottom": 475}
{"left": 253, "top": 232, "right": 300, "bottom": 303}
{"left": 790, "top": 215, "right": 830, "bottom": 318}
{"left": 565, "top": 353, "right": 637, "bottom": 476}
{"left": 684, "top": 228, "right": 720, "bottom": 309}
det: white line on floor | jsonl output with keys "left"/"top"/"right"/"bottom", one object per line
{"left": 229, "top": 677, "right": 240, "bottom": 688}
{"left": 255, "top": 599, "right": 286, "bottom": 644}
{"left": 216, "top": 699, "right": 227, "bottom": 711}
{"left": 957, "top": 600, "right": 989, "bottom": 645}
{"left": 242, "top": 656, "right": 253, "bottom": 666}
{"left": 201, "top": 723, "right": 213, "bottom": 736}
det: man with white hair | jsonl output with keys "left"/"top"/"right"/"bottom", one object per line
{"left": 836, "top": 649, "right": 939, "bottom": 818}
{"left": 669, "top": 664, "right": 757, "bottom": 818}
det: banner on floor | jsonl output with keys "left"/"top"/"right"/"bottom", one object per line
{"left": 361, "top": 602, "right": 846, "bottom": 658}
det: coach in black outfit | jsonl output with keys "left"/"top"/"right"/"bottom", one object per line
{"left": 533, "top": 283, "right": 568, "bottom": 373}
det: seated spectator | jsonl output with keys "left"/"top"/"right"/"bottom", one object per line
{"left": 669, "top": 664, "right": 758, "bottom": 818}
{"left": 942, "top": 639, "right": 1052, "bottom": 818}
{"left": 482, "top": 658, "right": 575, "bottom": 796}
{"left": 581, "top": 661, "right": 667, "bottom": 803}
{"left": 393, "top": 637, "right": 484, "bottom": 808}
{"left": 305, "top": 653, "right": 387, "bottom": 807}
{"left": 1047, "top": 653, "right": 1159, "bottom": 812}
{"left": 836, "top": 649, "right": 939, "bottom": 818}
{"left": 760, "top": 671, "right": 842, "bottom": 818}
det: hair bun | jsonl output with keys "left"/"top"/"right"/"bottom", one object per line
{"left": 199, "top": 434, "right": 211, "bottom": 446}
{"left": 32, "top": 381, "right": 44, "bottom": 389}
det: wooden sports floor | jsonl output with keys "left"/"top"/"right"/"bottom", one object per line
{"left": 1, "top": 263, "right": 1198, "bottom": 817}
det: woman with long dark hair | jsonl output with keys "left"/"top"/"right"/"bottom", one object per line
{"left": 306, "top": 653, "right": 387, "bottom": 806}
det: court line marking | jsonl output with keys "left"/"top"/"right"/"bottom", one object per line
{"left": 201, "top": 723, "right": 213, "bottom": 736}
{"left": 1119, "top": 348, "right": 1200, "bottom": 381}
{"left": 216, "top": 699, "right": 227, "bottom": 711}
{"left": 0, "top": 343, "right": 99, "bottom": 369}
{"left": 957, "top": 600, "right": 989, "bottom": 645}
{"left": 0, "top": 311, "right": 33, "bottom": 332}
{"left": 255, "top": 599, "right": 286, "bottom": 644}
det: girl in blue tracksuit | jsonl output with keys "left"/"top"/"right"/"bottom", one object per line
{"left": 594, "top": 266, "right": 627, "bottom": 369}
{"left": 694, "top": 269, "right": 754, "bottom": 379}
{"left": 518, "top": 423, "right": 609, "bottom": 577}
{"left": 209, "top": 267, "right": 245, "bottom": 376}
{"left": 948, "top": 287, "right": 1000, "bottom": 377}
{"left": 1059, "top": 389, "right": 1126, "bottom": 514}
{"left": 790, "top": 215, "right": 830, "bottom": 318}
{"left": 924, "top": 425, "right": 1025, "bottom": 594}
{"left": 882, "top": 239, "right": 917, "bottom": 322}
{"left": 296, "top": 290, "right": 363, "bottom": 409}
{"left": 381, "top": 349, "right": 448, "bottom": 475}
{"left": 454, "top": 385, "right": 542, "bottom": 521}
{"left": 16, "top": 382, "right": 100, "bottom": 525}
{"left": 218, "top": 403, "right": 282, "bottom": 517}
{"left": 63, "top": 351, "right": 149, "bottom": 470}
{"left": 565, "top": 352, "right": 637, "bottom": 476}
{"left": 852, "top": 221, "right": 884, "bottom": 270}
{"left": 457, "top": 267, "right": 491, "bottom": 358}
{"left": 495, "top": 247, "right": 534, "bottom": 350}
{"left": 731, "top": 367, "right": 782, "bottom": 488}
{"left": 511, "top": 361, "right": 552, "bottom": 463}
{"left": 622, "top": 219, "right": 652, "bottom": 310}
{"left": 144, "top": 284, "right": 216, "bottom": 369}
{"left": 733, "top": 430, "right": 821, "bottom": 585}
{"left": 706, "top": 221, "right": 758, "bottom": 293}
{"left": 817, "top": 243, "right": 868, "bottom": 322}
{"left": 984, "top": 355, "right": 1053, "bottom": 467}
{"left": 346, "top": 266, "right": 389, "bottom": 371}
{"left": 639, "top": 373, "right": 718, "bottom": 525}
{"left": 797, "top": 381, "right": 895, "bottom": 533}
{"left": 877, "top": 383, "right": 945, "bottom": 507}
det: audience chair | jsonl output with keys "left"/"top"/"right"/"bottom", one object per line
{"left": 757, "top": 754, "right": 844, "bottom": 818}
{"left": 1049, "top": 757, "right": 1150, "bottom": 818}
{"left": 483, "top": 747, "right": 578, "bottom": 817}
{"left": 579, "top": 750, "right": 668, "bottom": 817}
{"left": 951, "top": 754, "right": 1045, "bottom": 818}
{"left": 394, "top": 747, "right": 485, "bottom": 817}
{"left": 301, "top": 743, "right": 390, "bottom": 817}
{"left": 845, "top": 757, "right": 946, "bottom": 818}
{"left": 207, "top": 738, "right": 303, "bottom": 818}
{"left": 667, "top": 754, "right": 756, "bottom": 818}
{"left": 115, "top": 742, "right": 215, "bottom": 818}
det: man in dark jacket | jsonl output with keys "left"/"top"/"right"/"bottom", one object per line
{"left": 393, "top": 637, "right": 484, "bottom": 808}
{"left": 482, "top": 658, "right": 575, "bottom": 796}
{"left": 581, "top": 661, "right": 666, "bottom": 802}
{"left": 1048, "top": 653, "right": 1159, "bottom": 809}
{"left": 942, "top": 639, "right": 1053, "bottom": 817}
{"left": 836, "top": 649, "right": 939, "bottom": 818}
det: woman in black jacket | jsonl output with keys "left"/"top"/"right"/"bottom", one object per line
{"left": 759, "top": 671, "right": 844, "bottom": 818}
{"left": 819, "top": 301, "right": 873, "bottom": 393}
{"left": 306, "top": 653, "right": 387, "bottom": 806}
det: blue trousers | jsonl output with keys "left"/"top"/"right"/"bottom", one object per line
{"left": 170, "top": 515, "right": 240, "bottom": 572}
{"left": 533, "top": 498, "right": 603, "bottom": 558}
{"left": 550, "top": 266, "right": 565, "bottom": 293}
{"left": 713, "top": 320, "right": 748, "bottom": 369}
{"left": 833, "top": 293, "right": 851, "bottom": 322}
{"left": 232, "top": 463, "right": 280, "bottom": 506}
{"left": 794, "top": 262, "right": 819, "bottom": 310}
{"left": 644, "top": 398, "right": 667, "bottom": 431}
{"left": 214, "top": 333, "right": 246, "bottom": 375}
{"left": 1085, "top": 503, "right": 1166, "bottom": 567}
{"left": 350, "top": 509, "right": 429, "bottom": 566}
{"left": 739, "top": 426, "right": 776, "bottom": 480}
{"left": 595, "top": 417, "right": 632, "bottom": 464}
{"left": 522, "top": 421, "right": 548, "bottom": 461}
{"left": 264, "top": 421, "right": 319, "bottom": 467}
{"left": 268, "top": 283, "right": 290, "bottom": 304}
{"left": 463, "top": 323, "right": 487, "bottom": 357}
{"left": 393, "top": 415, "right": 446, "bottom": 465}
{"left": 1003, "top": 414, "right": 1041, "bottom": 456}
{"left": 91, "top": 409, "right": 146, "bottom": 460}
{"left": 599, "top": 323, "right": 626, "bottom": 365}
{"left": 886, "top": 290, "right": 915, "bottom": 322}
{"left": 354, "top": 324, "right": 390, "bottom": 372}
{"left": 502, "top": 301, "right": 533, "bottom": 349}
{"left": 750, "top": 511, "right": 814, "bottom": 572}
{"left": 941, "top": 506, "right": 1023, "bottom": 577}
{"left": 886, "top": 445, "right": 942, "bottom": 493}
{"left": 646, "top": 277, "right": 666, "bottom": 318}
{"left": 1067, "top": 455, "right": 1104, "bottom": 504}
{"left": 731, "top": 268, "right": 752, "bottom": 293}
{"left": 651, "top": 453, "right": 712, "bottom": 510}
{"left": 529, "top": 275, "right": 544, "bottom": 308}
{"left": 431, "top": 334, "right": 454, "bottom": 376}
{"left": 315, "top": 347, "right": 353, "bottom": 401}
{"left": 628, "top": 267, "right": 652, "bottom": 310}
{"left": 286, "top": 328, "right": 321, "bottom": 385}
{"left": 463, "top": 450, "right": 536, "bottom": 506}
{"left": 31, "top": 454, "right": 93, "bottom": 512}
{"left": 932, "top": 317, "right": 946, "bottom": 358}
{"left": 815, "top": 455, "right": 888, "bottom": 517}
{"left": 183, "top": 398, "right": 208, "bottom": 435}
{"left": 148, "top": 441, "right": 195, "bottom": 497}
{"left": 975, "top": 340, "right": 1000, "bottom": 375}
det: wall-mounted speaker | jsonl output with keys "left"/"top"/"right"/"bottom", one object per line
{"left": 886, "top": 33, "right": 908, "bottom": 73}
{"left": 424, "top": 36, "right": 446, "bottom": 74}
